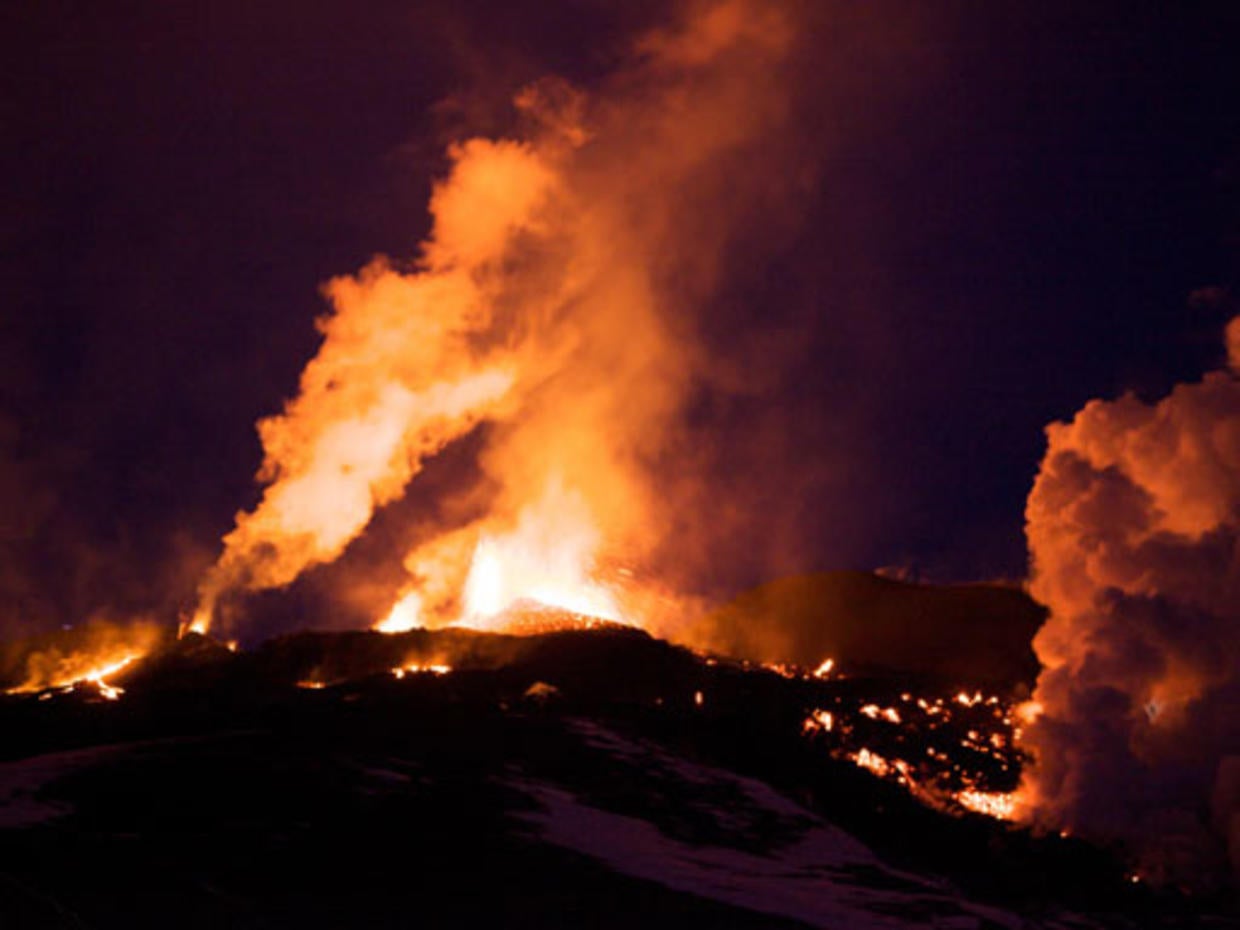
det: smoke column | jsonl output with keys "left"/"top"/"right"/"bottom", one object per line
{"left": 192, "top": 0, "right": 804, "bottom": 636}
{"left": 1022, "top": 315, "right": 1240, "bottom": 888}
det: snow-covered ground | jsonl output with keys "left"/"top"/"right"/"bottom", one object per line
{"left": 0, "top": 743, "right": 144, "bottom": 829}
{"left": 510, "top": 721, "right": 1097, "bottom": 930}
{"left": 0, "top": 732, "right": 261, "bottom": 829}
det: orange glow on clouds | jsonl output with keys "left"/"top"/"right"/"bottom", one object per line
{"left": 1020, "top": 314, "right": 1240, "bottom": 886}
{"left": 191, "top": 0, "right": 800, "bottom": 640}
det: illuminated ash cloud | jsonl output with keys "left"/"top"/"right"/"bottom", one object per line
{"left": 1022, "top": 315, "right": 1240, "bottom": 888}
{"left": 191, "top": 137, "right": 547, "bottom": 632}
{"left": 192, "top": 0, "right": 805, "bottom": 636}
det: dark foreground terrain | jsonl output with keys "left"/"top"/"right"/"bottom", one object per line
{"left": 0, "top": 627, "right": 1233, "bottom": 929}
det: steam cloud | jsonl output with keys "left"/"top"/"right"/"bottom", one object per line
{"left": 1022, "top": 315, "right": 1240, "bottom": 888}
{"left": 193, "top": 0, "right": 803, "bottom": 635}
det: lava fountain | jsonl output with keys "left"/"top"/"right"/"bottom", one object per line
{"left": 188, "top": 0, "right": 803, "bottom": 642}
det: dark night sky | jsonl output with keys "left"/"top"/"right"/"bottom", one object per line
{"left": 3, "top": 1, "right": 1237, "bottom": 634}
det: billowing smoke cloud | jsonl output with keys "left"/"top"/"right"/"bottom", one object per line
{"left": 1021, "top": 315, "right": 1240, "bottom": 888}
{"left": 194, "top": 0, "right": 805, "bottom": 636}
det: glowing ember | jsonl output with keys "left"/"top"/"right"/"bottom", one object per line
{"left": 296, "top": 680, "right": 328, "bottom": 690}
{"left": 850, "top": 748, "right": 898, "bottom": 780}
{"left": 859, "top": 704, "right": 901, "bottom": 724}
{"left": 761, "top": 662, "right": 800, "bottom": 678}
{"left": 812, "top": 658, "right": 835, "bottom": 678}
{"left": 391, "top": 663, "right": 451, "bottom": 679}
{"left": 802, "top": 709, "right": 833, "bottom": 734}
{"left": 48, "top": 659, "right": 139, "bottom": 704}
{"left": 955, "top": 789, "right": 1019, "bottom": 820}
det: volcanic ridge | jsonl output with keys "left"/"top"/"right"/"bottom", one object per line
{"left": 2, "top": 603, "right": 1233, "bottom": 929}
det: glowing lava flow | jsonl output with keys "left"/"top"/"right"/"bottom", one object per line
{"left": 391, "top": 663, "right": 451, "bottom": 678}
{"left": 7, "top": 654, "right": 141, "bottom": 701}
{"left": 800, "top": 680, "right": 1027, "bottom": 823}
{"left": 812, "top": 658, "right": 835, "bottom": 678}
{"left": 956, "top": 790, "right": 1019, "bottom": 820}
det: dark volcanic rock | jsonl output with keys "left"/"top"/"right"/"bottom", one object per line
{"left": 684, "top": 571, "right": 1046, "bottom": 688}
{"left": 0, "top": 626, "right": 1230, "bottom": 929}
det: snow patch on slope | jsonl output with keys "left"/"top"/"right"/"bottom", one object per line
{"left": 510, "top": 721, "right": 1098, "bottom": 930}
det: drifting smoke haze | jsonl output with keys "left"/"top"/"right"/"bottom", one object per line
{"left": 193, "top": 0, "right": 811, "bottom": 637}
{"left": 1022, "top": 315, "right": 1240, "bottom": 889}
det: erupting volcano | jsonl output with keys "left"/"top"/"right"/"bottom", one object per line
{"left": 184, "top": 1, "right": 802, "bottom": 644}
{"left": 5, "top": 0, "right": 1239, "bottom": 926}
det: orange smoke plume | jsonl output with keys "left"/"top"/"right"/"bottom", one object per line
{"left": 1021, "top": 315, "right": 1240, "bottom": 889}
{"left": 192, "top": 0, "right": 803, "bottom": 637}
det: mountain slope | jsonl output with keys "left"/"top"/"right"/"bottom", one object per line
{"left": 683, "top": 572, "right": 1045, "bottom": 687}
